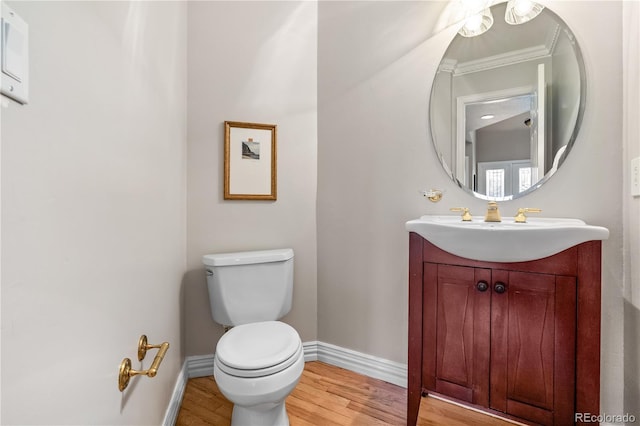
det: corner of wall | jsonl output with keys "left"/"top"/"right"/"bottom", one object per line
{"left": 622, "top": 0, "right": 640, "bottom": 420}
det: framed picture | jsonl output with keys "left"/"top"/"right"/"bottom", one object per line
{"left": 224, "top": 121, "right": 277, "bottom": 200}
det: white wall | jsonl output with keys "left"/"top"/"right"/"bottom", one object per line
{"left": 185, "top": 1, "right": 318, "bottom": 356}
{"left": 317, "top": 0, "right": 626, "bottom": 417}
{"left": 1, "top": 2, "right": 187, "bottom": 424}
{"left": 623, "top": 1, "right": 640, "bottom": 419}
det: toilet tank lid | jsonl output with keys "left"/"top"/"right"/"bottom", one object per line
{"left": 203, "top": 248, "right": 293, "bottom": 267}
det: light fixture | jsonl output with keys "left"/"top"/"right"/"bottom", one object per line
{"left": 504, "top": 0, "right": 544, "bottom": 25}
{"left": 458, "top": 8, "right": 494, "bottom": 37}
{"left": 481, "top": 114, "right": 495, "bottom": 120}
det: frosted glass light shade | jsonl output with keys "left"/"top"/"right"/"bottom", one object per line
{"left": 504, "top": 0, "right": 544, "bottom": 25}
{"left": 458, "top": 8, "right": 494, "bottom": 38}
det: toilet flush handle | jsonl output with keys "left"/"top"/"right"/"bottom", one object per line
{"left": 206, "top": 269, "right": 213, "bottom": 277}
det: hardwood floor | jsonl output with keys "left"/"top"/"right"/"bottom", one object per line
{"left": 175, "top": 361, "right": 516, "bottom": 426}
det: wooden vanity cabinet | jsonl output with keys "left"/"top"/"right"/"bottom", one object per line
{"left": 408, "top": 233, "right": 602, "bottom": 426}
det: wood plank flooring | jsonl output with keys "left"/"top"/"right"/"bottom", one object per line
{"left": 175, "top": 361, "right": 516, "bottom": 426}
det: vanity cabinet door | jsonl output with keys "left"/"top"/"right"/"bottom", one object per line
{"left": 490, "top": 270, "right": 576, "bottom": 425}
{"left": 423, "top": 263, "right": 491, "bottom": 407}
{"left": 423, "top": 263, "right": 577, "bottom": 425}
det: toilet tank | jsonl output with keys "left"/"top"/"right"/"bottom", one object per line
{"left": 202, "top": 249, "right": 294, "bottom": 326}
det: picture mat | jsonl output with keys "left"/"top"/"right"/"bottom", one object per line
{"left": 228, "top": 127, "right": 273, "bottom": 195}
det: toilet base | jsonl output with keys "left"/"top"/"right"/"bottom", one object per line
{"left": 231, "top": 401, "right": 289, "bottom": 426}
{"left": 214, "top": 344, "right": 304, "bottom": 426}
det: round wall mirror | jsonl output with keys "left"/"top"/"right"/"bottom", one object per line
{"left": 429, "top": 1, "right": 585, "bottom": 200}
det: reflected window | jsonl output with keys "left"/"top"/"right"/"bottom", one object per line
{"left": 519, "top": 167, "right": 533, "bottom": 192}
{"left": 478, "top": 160, "right": 533, "bottom": 199}
{"left": 486, "top": 169, "right": 505, "bottom": 198}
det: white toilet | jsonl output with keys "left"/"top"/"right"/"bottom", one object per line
{"left": 202, "top": 248, "right": 304, "bottom": 426}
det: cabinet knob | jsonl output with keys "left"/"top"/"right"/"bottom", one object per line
{"left": 476, "top": 281, "right": 489, "bottom": 292}
{"left": 494, "top": 282, "right": 507, "bottom": 294}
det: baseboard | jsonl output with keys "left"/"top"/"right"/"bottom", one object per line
{"left": 162, "top": 361, "right": 188, "bottom": 426}
{"left": 307, "top": 340, "right": 407, "bottom": 388}
{"left": 162, "top": 341, "right": 408, "bottom": 425}
{"left": 302, "top": 340, "right": 319, "bottom": 362}
{"left": 184, "top": 353, "right": 218, "bottom": 378}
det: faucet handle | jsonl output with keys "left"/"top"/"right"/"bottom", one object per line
{"left": 450, "top": 207, "right": 472, "bottom": 221}
{"left": 514, "top": 207, "right": 542, "bottom": 223}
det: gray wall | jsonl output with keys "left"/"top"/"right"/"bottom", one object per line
{"left": 317, "top": 0, "right": 626, "bottom": 416}
{"left": 185, "top": 1, "right": 318, "bottom": 356}
{"left": 317, "top": 0, "right": 446, "bottom": 363}
{"left": 476, "top": 114, "right": 531, "bottom": 163}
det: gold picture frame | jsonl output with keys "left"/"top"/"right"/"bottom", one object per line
{"left": 224, "top": 121, "right": 277, "bottom": 200}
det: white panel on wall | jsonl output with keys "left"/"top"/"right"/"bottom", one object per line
{"left": 1, "top": 2, "right": 28, "bottom": 104}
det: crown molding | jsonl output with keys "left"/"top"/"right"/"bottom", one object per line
{"left": 454, "top": 44, "right": 550, "bottom": 75}
{"left": 440, "top": 22, "right": 562, "bottom": 76}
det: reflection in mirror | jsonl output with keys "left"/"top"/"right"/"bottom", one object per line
{"left": 430, "top": 1, "right": 585, "bottom": 200}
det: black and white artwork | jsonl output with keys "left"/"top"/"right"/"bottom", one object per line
{"left": 242, "top": 138, "right": 260, "bottom": 160}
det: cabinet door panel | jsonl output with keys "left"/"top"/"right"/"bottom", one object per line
{"left": 422, "top": 262, "right": 438, "bottom": 391}
{"left": 436, "top": 265, "right": 475, "bottom": 388}
{"left": 427, "top": 264, "right": 490, "bottom": 405}
{"left": 489, "top": 269, "right": 509, "bottom": 413}
{"left": 491, "top": 270, "right": 576, "bottom": 425}
{"left": 553, "top": 275, "right": 577, "bottom": 425}
{"left": 507, "top": 272, "right": 555, "bottom": 410}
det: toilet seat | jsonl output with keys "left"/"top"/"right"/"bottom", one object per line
{"left": 215, "top": 321, "right": 302, "bottom": 378}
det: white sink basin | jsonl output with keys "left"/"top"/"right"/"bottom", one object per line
{"left": 406, "top": 215, "right": 609, "bottom": 262}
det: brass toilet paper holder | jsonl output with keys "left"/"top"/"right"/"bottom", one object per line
{"left": 118, "top": 335, "right": 170, "bottom": 391}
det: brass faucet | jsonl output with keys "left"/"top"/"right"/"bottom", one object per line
{"left": 484, "top": 201, "right": 502, "bottom": 222}
{"left": 514, "top": 207, "right": 542, "bottom": 223}
{"left": 450, "top": 207, "right": 472, "bottom": 221}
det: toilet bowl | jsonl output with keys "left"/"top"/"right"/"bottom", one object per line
{"left": 213, "top": 321, "right": 304, "bottom": 426}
